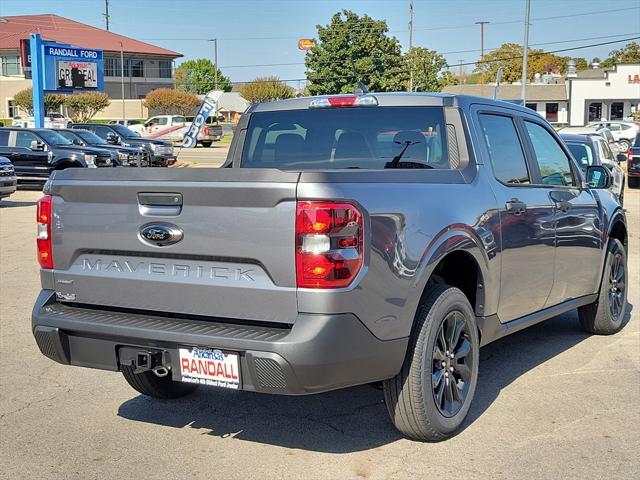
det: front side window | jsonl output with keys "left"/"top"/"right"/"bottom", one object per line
{"left": 525, "top": 121, "right": 575, "bottom": 186}
{"left": 241, "top": 107, "right": 449, "bottom": 170}
{"left": 15, "top": 131, "right": 39, "bottom": 148}
{"left": 479, "top": 113, "right": 530, "bottom": 184}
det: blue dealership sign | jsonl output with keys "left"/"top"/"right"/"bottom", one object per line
{"left": 42, "top": 42, "right": 104, "bottom": 92}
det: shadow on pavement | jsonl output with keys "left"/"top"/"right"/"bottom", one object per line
{"left": 0, "top": 199, "right": 37, "bottom": 208}
{"left": 118, "top": 305, "right": 633, "bottom": 453}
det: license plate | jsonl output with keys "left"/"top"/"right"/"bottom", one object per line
{"left": 178, "top": 347, "right": 240, "bottom": 389}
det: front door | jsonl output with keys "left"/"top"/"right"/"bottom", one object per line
{"left": 477, "top": 112, "right": 556, "bottom": 322}
{"left": 521, "top": 120, "right": 603, "bottom": 305}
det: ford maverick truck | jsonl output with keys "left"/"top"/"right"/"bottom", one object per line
{"left": 32, "top": 93, "right": 628, "bottom": 441}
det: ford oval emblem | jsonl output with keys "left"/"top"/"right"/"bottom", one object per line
{"left": 139, "top": 223, "right": 183, "bottom": 247}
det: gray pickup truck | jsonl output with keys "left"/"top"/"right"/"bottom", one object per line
{"left": 32, "top": 93, "right": 628, "bottom": 441}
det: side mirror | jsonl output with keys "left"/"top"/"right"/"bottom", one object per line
{"left": 30, "top": 140, "right": 45, "bottom": 151}
{"left": 616, "top": 153, "right": 626, "bottom": 164}
{"left": 106, "top": 132, "right": 119, "bottom": 144}
{"left": 585, "top": 165, "right": 612, "bottom": 189}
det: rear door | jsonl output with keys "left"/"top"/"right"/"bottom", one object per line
{"left": 476, "top": 110, "right": 556, "bottom": 322}
{"left": 49, "top": 168, "right": 300, "bottom": 324}
{"left": 521, "top": 120, "right": 602, "bottom": 305}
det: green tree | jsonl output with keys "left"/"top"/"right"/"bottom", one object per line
{"left": 407, "top": 47, "right": 456, "bottom": 92}
{"left": 143, "top": 88, "right": 200, "bottom": 115}
{"left": 64, "top": 92, "right": 110, "bottom": 122}
{"left": 475, "top": 43, "right": 586, "bottom": 82}
{"left": 305, "top": 10, "right": 407, "bottom": 94}
{"left": 239, "top": 76, "right": 294, "bottom": 103}
{"left": 602, "top": 42, "right": 640, "bottom": 68}
{"left": 12, "top": 88, "right": 66, "bottom": 115}
{"left": 175, "top": 59, "right": 232, "bottom": 94}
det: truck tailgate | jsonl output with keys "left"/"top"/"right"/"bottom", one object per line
{"left": 47, "top": 168, "right": 300, "bottom": 324}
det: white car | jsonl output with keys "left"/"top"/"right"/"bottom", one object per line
{"left": 11, "top": 113, "right": 72, "bottom": 129}
{"left": 589, "top": 121, "right": 639, "bottom": 152}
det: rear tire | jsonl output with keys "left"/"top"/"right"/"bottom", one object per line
{"left": 578, "top": 238, "right": 627, "bottom": 335}
{"left": 122, "top": 366, "right": 198, "bottom": 399}
{"left": 618, "top": 139, "right": 631, "bottom": 152}
{"left": 201, "top": 141, "right": 213, "bottom": 148}
{"left": 383, "top": 284, "right": 479, "bottom": 441}
{"left": 629, "top": 177, "right": 640, "bottom": 189}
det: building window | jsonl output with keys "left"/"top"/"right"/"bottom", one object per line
{"left": 159, "top": 60, "right": 172, "bottom": 78}
{"left": 125, "top": 59, "right": 144, "bottom": 77}
{"left": 1, "top": 55, "right": 21, "bottom": 76}
{"left": 525, "top": 103, "right": 537, "bottom": 111}
{"left": 610, "top": 102, "right": 624, "bottom": 120}
{"left": 545, "top": 103, "right": 559, "bottom": 123}
{"left": 7, "top": 100, "right": 16, "bottom": 118}
{"left": 104, "top": 58, "right": 122, "bottom": 76}
{"left": 589, "top": 102, "right": 602, "bottom": 122}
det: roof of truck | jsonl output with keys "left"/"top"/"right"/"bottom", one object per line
{"left": 248, "top": 92, "right": 533, "bottom": 114}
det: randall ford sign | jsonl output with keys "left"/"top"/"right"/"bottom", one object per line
{"left": 42, "top": 42, "right": 103, "bottom": 92}
{"left": 57, "top": 61, "right": 98, "bottom": 89}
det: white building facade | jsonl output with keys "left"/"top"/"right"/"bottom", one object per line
{"left": 567, "top": 64, "right": 640, "bottom": 126}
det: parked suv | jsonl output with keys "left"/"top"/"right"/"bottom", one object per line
{"left": 0, "top": 127, "right": 115, "bottom": 184}
{"left": 628, "top": 134, "right": 640, "bottom": 188}
{"left": 56, "top": 129, "right": 150, "bottom": 167}
{"left": 72, "top": 123, "right": 175, "bottom": 166}
{"left": 32, "top": 94, "right": 628, "bottom": 441}
{"left": 561, "top": 133, "right": 626, "bottom": 204}
{"left": 0, "top": 156, "right": 17, "bottom": 199}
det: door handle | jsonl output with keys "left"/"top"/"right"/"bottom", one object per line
{"left": 505, "top": 198, "right": 527, "bottom": 215}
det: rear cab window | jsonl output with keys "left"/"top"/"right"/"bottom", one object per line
{"left": 240, "top": 107, "right": 450, "bottom": 170}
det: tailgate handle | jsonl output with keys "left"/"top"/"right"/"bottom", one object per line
{"left": 138, "top": 193, "right": 182, "bottom": 216}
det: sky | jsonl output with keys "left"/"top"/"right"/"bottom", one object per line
{"left": 1, "top": 0, "right": 639, "bottom": 85}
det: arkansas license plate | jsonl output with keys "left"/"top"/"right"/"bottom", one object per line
{"left": 178, "top": 347, "right": 240, "bottom": 389}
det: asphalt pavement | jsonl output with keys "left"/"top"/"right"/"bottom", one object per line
{"left": 0, "top": 184, "right": 638, "bottom": 480}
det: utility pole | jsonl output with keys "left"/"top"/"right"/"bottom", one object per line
{"left": 208, "top": 38, "right": 219, "bottom": 121}
{"left": 408, "top": 0, "right": 414, "bottom": 92}
{"left": 458, "top": 59, "right": 465, "bottom": 78}
{"left": 119, "top": 41, "right": 125, "bottom": 120}
{"left": 104, "top": 0, "right": 110, "bottom": 31}
{"left": 475, "top": 21, "right": 489, "bottom": 59}
{"left": 521, "top": 0, "right": 531, "bottom": 104}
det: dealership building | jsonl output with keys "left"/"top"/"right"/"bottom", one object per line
{"left": 0, "top": 14, "right": 182, "bottom": 119}
{"left": 445, "top": 62, "right": 640, "bottom": 126}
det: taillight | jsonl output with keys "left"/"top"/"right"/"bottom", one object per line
{"left": 36, "top": 195, "right": 53, "bottom": 269}
{"left": 202, "top": 126, "right": 209, "bottom": 136}
{"left": 296, "top": 201, "right": 364, "bottom": 288}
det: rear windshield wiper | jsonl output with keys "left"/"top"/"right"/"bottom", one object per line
{"left": 385, "top": 140, "right": 421, "bottom": 169}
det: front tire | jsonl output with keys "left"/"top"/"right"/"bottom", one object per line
{"left": 383, "top": 285, "right": 479, "bottom": 441}
{"left": 578, "top": 238, "right": 627, "bottom": 335}
{"left": 200, "top": 141, "right": 213, "bottom": 148}
{"left": 618, "top": 139, "right": 631, "bottom": 152}
{"left": 122, "top": 366, "right": 198, "bottom": 399}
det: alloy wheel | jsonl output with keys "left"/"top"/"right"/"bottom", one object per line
{"left": 608, "top": 252, "right": 625, "bottom": 319}
{"left": 431, "top": 310, "right": 474, "bottom": 417}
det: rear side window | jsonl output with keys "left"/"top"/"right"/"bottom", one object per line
{"left": 479, "top": 114, "right": 530, "bottom": 184}
{"left": 93, "top": 125, "right": 112, "bottom": 139}
{"left": 15, "top": 130, "right": 39, "bottom": 148}
{"left": 241, "top": 107, "right": 449, "bottom": 170}
{"left": 0, "top": 130, "right": 9, "bottom": 146}
{"left": 525, "top": 121, "right": 575, "bottom": 186}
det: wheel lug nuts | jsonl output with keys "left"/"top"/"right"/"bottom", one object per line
{"left": 450, "top": 353, "right": 455, "bottom": 359}
{"left": 441, "top": 361, "right": 446, "bottom": 367}
{"left": 444, "top": 372, "right": 449, "bottom": 377}
{"left": 449, "top": 366, "right": 454, "bottom": 372}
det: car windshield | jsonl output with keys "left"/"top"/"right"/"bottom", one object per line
{"left": 38, "top": 130, "right": 73, "bottom": 145}
{"left": 75, "top": 130, "right": 107, "bottom": 144}
{"left": 241, "top": 107, "right": 449, "bottom": 170}
{"left": 56, "top": 130, "right": 83, "bottom": 144}
{"left": 110, "top": 124, "right": 141, "bottom": 138}
{"left": 566, "top": 142, "right": 595, "bottom": 170}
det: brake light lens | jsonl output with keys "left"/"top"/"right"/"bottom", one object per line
{"left": 309, "top": 95, "right": 378, "bottom": 109}
{"left": 36, "top": 195, "right": 53, "bottom": 269}
{"left": 296, "top": 201, "right": 363, "bottom": 288}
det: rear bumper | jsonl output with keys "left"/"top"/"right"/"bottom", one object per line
{"left": 32, "top": 290, "right": 408, "bottom": 395}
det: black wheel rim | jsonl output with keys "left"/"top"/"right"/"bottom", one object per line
{"left": 608, "top": 252, "right": 625, "bottom": 319}
{"left": 431, "top": 310, "right": 474, "bottom": 417}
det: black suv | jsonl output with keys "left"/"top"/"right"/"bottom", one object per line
{"left": 72, "top": 124, "right": 176, "bottom": 167}
{"left": 0, "top": 128, "right": 116, "bottom": 184}
{"left": 56, "top": 129, "right": 150, "bottom": 167}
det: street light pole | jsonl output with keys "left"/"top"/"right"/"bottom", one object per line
{"left": 521, "top": 0, "right": 531, "bottom": 104}
{"left": 408, "top": 0, "right": 414, "bottom": 92}
{"left": 475, "top": 21, "right": 489, "bottom": 59}
{"left": 208, "top": 38, "right": 219, "bottom": 121}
